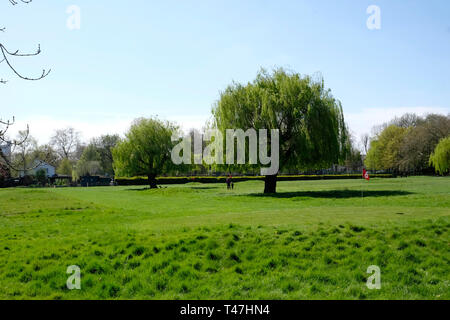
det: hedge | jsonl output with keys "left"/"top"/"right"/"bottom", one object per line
{"left": 115, "top": 174, "right": 394, "bottom": 186}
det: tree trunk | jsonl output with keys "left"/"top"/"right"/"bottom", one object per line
{"left": 148, "top": 174, "right": 158, "bottom": 189}
{"left": 264, "top": 174, "right": 278, "bottom": 193}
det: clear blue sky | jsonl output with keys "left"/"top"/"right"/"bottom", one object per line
{"left": 1, "top": 0, "right": 449, "bottom": 144}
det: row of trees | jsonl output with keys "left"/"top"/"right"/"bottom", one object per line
{"left": 365, "top": 113, "right": 450, "bottom": 174}
{"left": 113, "top": 69, "right": 352, "bottom": 193}
{"left": 4, "top": 127, "right": 120, "bottom": 180}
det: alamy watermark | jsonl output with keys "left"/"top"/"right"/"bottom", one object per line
{"left": 66, "top": 5, "right": 81, "bottom": 30}
{"left": 366, "top": 265, "right": 381, "bottom": 289}
{"left": 66, "top": 265, "right": 81, "bottom": 290}
{"left": 367, "top": 5, "right": 381, "bottom": 30}
{"left": 171, "top": 129, "right": 280, "bottom": 175}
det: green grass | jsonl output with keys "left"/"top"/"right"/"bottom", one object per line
{"left": 0, "top": 176, "right": 449, "bottom": 299}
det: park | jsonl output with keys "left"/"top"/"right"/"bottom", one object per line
{"left": 0, "top": 1, "right": 449, "bottom": 304}
{"left": 0, "top": 176, "right": 448, "bottom": 299}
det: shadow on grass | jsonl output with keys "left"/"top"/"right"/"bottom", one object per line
{"left": 124, "top": 187, "right": 170, "bottom": 191}
{"left": 189, "top": 186, "right": 218, "bottom": 190}
{"left": 124, "top": 187, "right": 152, "bottom": 191}
{"left": 245, "top": 189, "right": 413, "bottom": 199}
{"left": 124, "top": 186, "right": 218, "bottom": 191}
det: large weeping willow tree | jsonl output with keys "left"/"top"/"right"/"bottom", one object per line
{"left": 212, "top": 68, "right": 350, "bottom": 193}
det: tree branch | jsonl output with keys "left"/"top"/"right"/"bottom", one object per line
{"left": 1, "top": 0, "right": 50, "bottom": 83}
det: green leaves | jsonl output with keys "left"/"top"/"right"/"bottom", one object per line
{"left": 112, "top": 117, "right": 178, "bottom": 180}
{"left": 429, "top": 136, "right": 450, "bottom": 175}
{"left": 212, "top": 68, "right": 349, "bottom": 173}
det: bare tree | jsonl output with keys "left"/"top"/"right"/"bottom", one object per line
{"left": 50, "top": 128, "right": 81, "bottom": 160}
{"left": 1, "top": 0, "right": 50, "bottom": 83}
{"left": 0, "top": 117, "right": 30, "bottom": 169}
{"left": 1, "top": 0, "right": 50, "bottom": 172}
{"left": 12, "top": 130, "right": 37, "bottom": 174}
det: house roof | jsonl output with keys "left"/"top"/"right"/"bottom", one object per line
{"left": 33, "top": 159, "right": 56, "bottom": 169}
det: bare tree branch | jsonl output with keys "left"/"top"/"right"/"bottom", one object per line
{"left": 9, "top": 0, "right": 33, "bottom": 6}
{"left": 1, "top": 0, "right": 51, "bottom": 173}
{"left": 1, "top": 0, "right": 50, "bottom": 83}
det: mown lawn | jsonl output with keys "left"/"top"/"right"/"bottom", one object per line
{"left": 0, "top": 176, "right": 448, "bottom": 299}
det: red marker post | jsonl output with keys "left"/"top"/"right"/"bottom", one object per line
{"left": 362, "top": 169, "right": 370, "bottom": 202}
{"left": 363, "top": 169, "right": 370, "bottom": 181}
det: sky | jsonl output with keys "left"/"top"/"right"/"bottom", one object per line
{"left": 1, "top": 0, "right": 449, "bottom": 147}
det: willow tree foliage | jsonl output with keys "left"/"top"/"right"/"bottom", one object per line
{"left": 112, "top": 118, "right": 178, "bottom": 188}
{"left": 365, "top": 125, "right": 408, "bottom": 172}
{"left": 212, "top": 68, "right": 350, "bottom": 193}
{"left": 429, "top": 136, "right": 450, "bottom": 175}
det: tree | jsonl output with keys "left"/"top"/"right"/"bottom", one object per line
{"left": 50, "top": 127, "right": 81, "bottom": 160}
{"left": 57, "top": 158, "right": 73, "bottom": 176}
{"left": 365, "top": 125, "right": 407, "bottom": 172}
{"left": 73, "top": 144, "right": 102, "bottom": 179}
{"left": 112, "top": 117, "right": 178, "bottom": 188}
{"left": 91, "top": 134, "right": 121, "bottom": 176}
{"left": 429, "top": 136, "right": 450, "bottom": 175}
{"left": 32, "top": 144, "right": 58, "bottom": 167}
{"left": 1, "top": 0, "right": 50, "bottom": 84}
{"left": 35, "top": 168, "right": 47, "bottom": 186}
{"left": 366, "top": 113, "right": 450, "bottom": 174}
{"left": 1, "top": 0, "right": 50, "bottom": 175}
{"left": 212, "top": 68, "right": 349, "bottom": 193}
{"left": 390, "top": 113, "right": 422, "bottom": 128}
{"left": 344, "top": 141, "right": 363, "bottom": 173}
{"left": 11, "top": 130, "right": 37, "bottom": 174}
{"left": 398, "top": 114, "right": 450, "bottom": 173}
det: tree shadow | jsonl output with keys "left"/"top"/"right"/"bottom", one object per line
{"left": 246, "top": 189, "right": 413, "bottom": 199}
{"left": 124, "top": 187, "right": 151, "bottom": 191}
{"left": 124, "top": 186, "right": 218, "bottom": 191}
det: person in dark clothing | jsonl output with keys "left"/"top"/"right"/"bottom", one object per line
{"left": 226, "top": 175, "right": 233, "bottom": 190}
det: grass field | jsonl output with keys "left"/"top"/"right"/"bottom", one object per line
{"left": 0, "top": 176, "right": 449, "bottom": 300}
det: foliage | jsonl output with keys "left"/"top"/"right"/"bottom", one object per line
{"left": 73, "top": 144, "right": 102, "bottom": 179}
{"left": 91, "top": 134, "right": 121, "bottom": 176}
{"left": 34, "top": 169, "right": 47, "bottom": 186}
{"left": 11, "top": 130, "right": 37, "bottom": 175}
{"left": 365, "top": 114, "right": 450, "bottom": 173}
{"left": 429, "top": 136, "right": 450, "bottom": 175}
{"left": 365, "top": 125, "right": 407, "bottom": 171}
{"left": 112, "top": 117, "right": 178, "bottom": 188}
{"left": 57, "top": 158, "right": 73, "bottom": 176}
{"left": 212, "top": 68, "right": 350, "bottom": 193}
{"left": 0, "top": 162, "right": 10, "bottom": 186}
{"left": 399, "top": 114, "right": 450, "bottom": 172}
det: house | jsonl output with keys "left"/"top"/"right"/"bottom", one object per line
{"left": 19, "top": 160, "right": 56, "bottom": 178}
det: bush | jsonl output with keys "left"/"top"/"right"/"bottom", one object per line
{"left": 35, "top": 169, "right": 47, "bottom": 186}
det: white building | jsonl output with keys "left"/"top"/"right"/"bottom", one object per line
{"left": 19, "top": 160, "right": 56, "bottom": 178}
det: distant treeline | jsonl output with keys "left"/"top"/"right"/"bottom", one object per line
{"left": 365, "top": 113, "right": 449, "bottom": 175}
